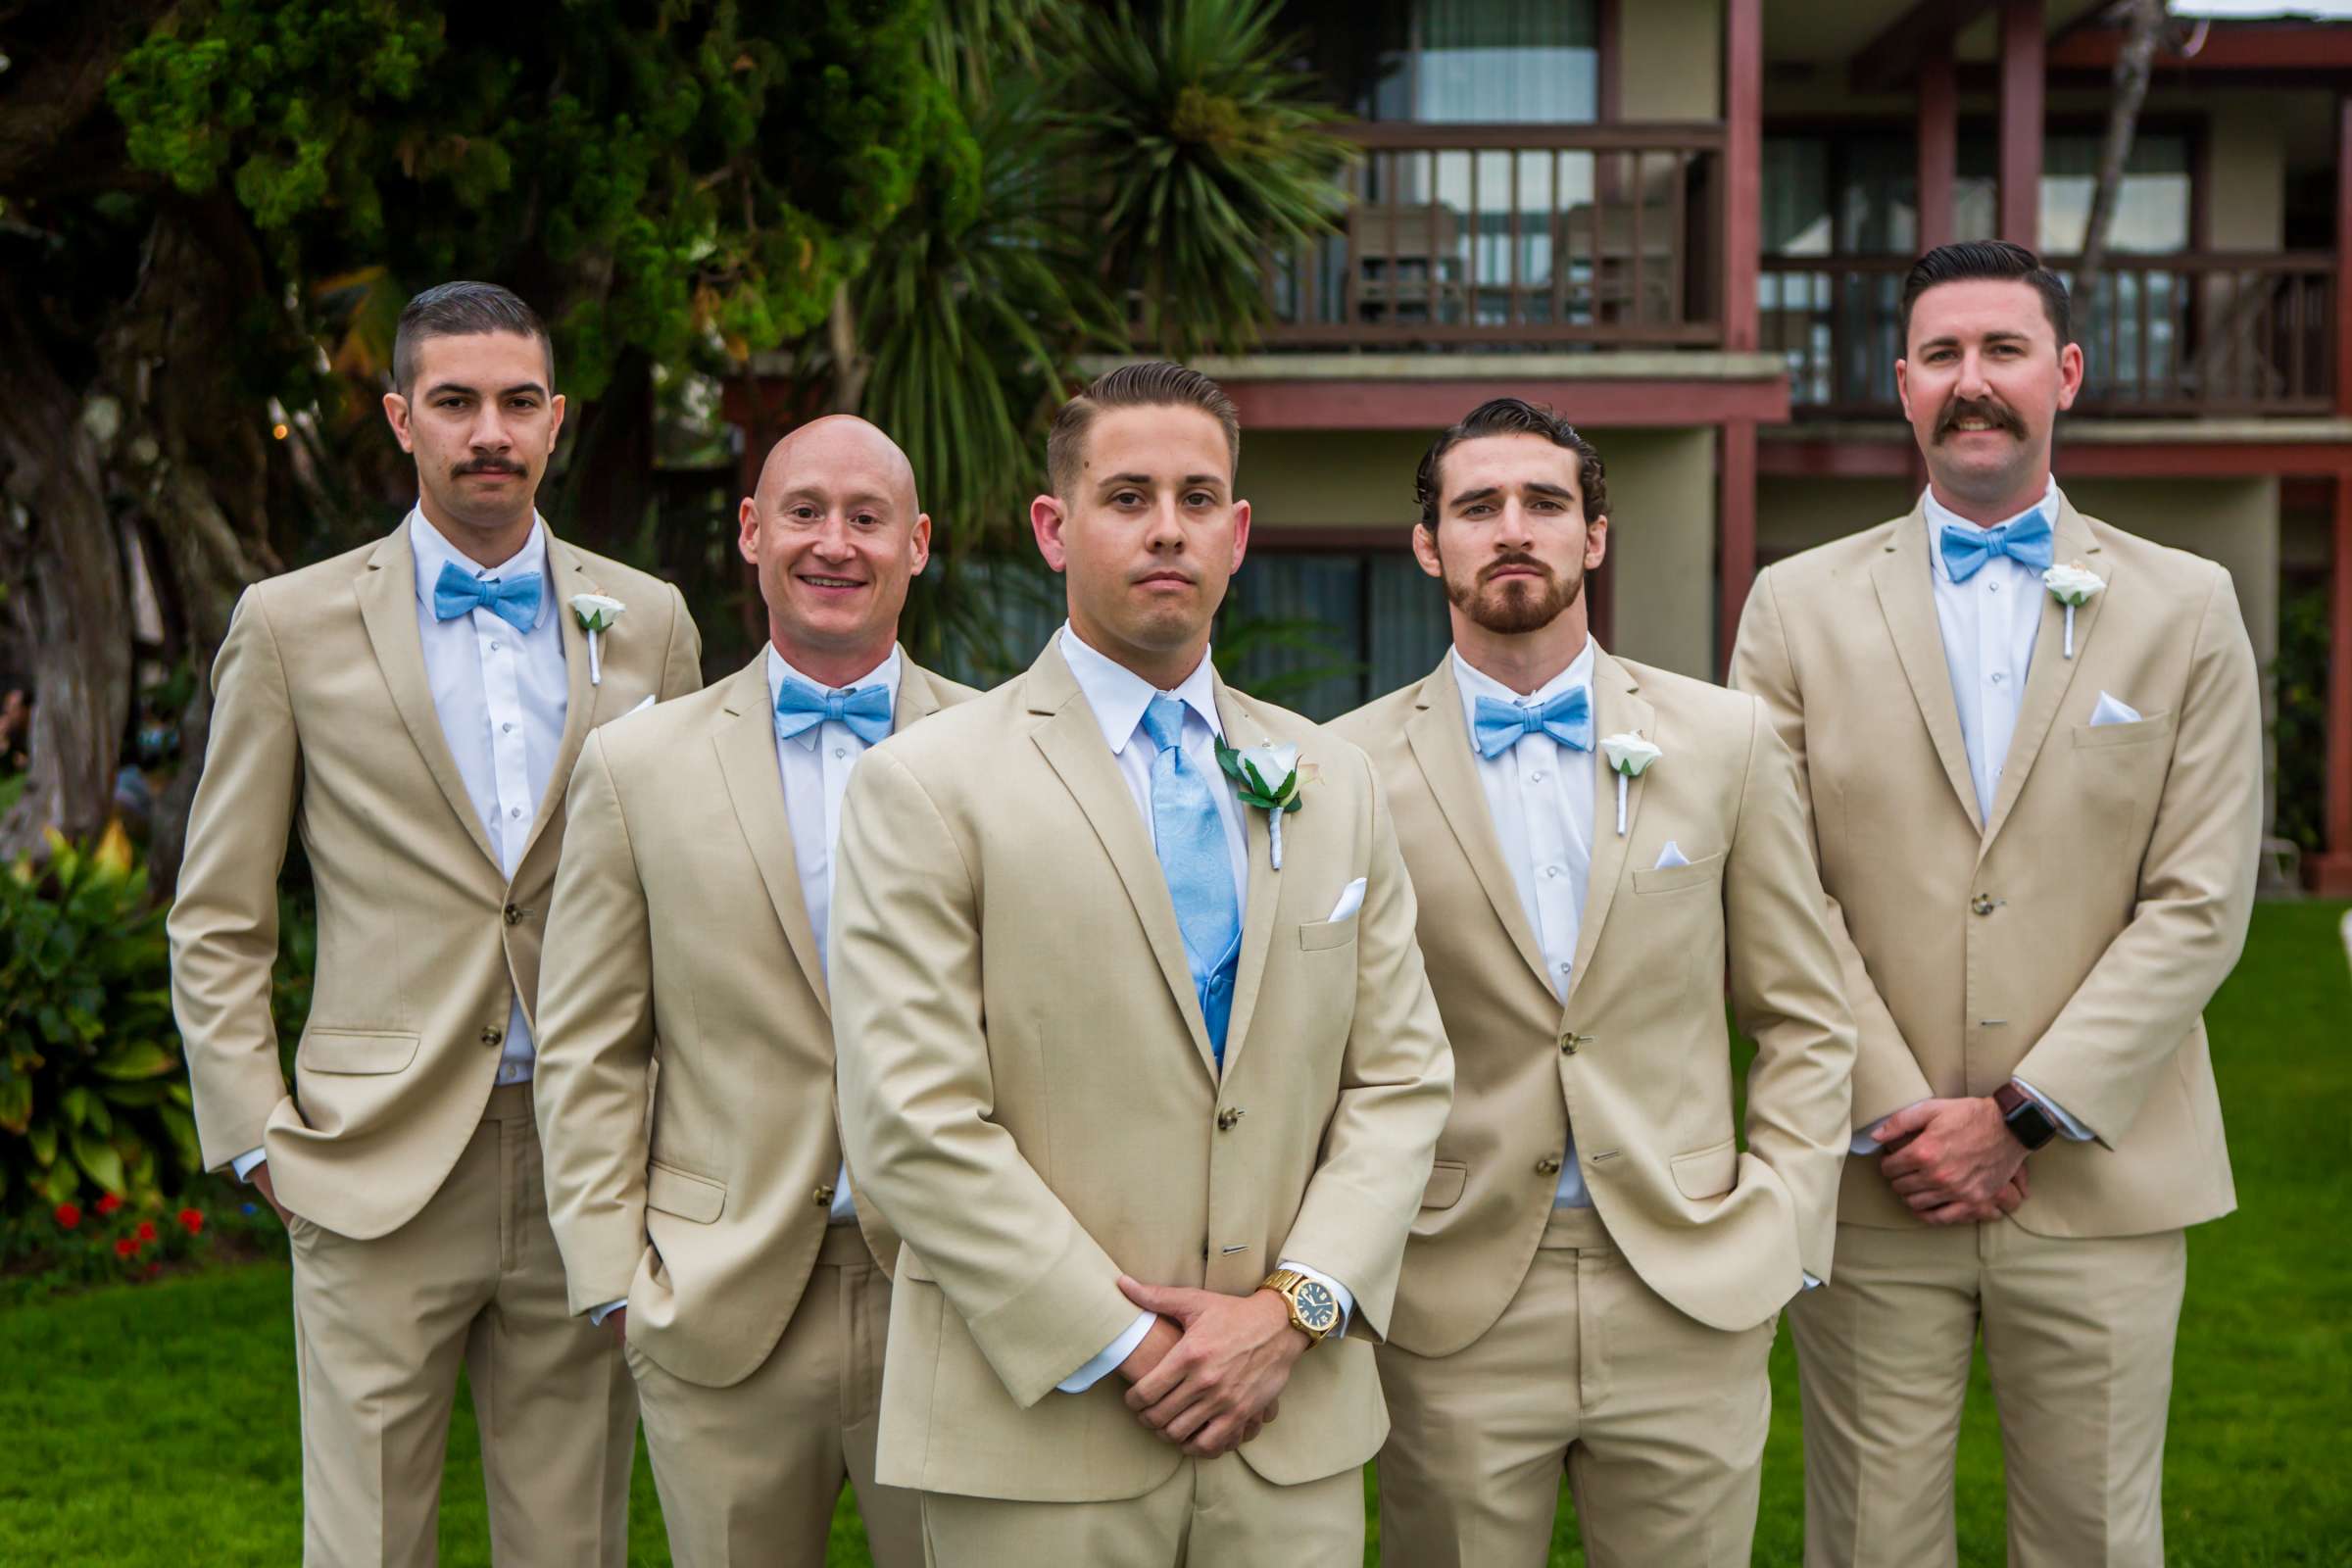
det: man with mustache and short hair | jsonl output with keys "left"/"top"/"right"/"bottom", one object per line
{"left": 1333, "top": 398, "right": 1856, "bottom": 1566}
{"left": 1732, "top": 240, "right": 2261, "bottom": 1567}
{"left": 533, "top": 416, "right": 973, "bottom": 1567}
{"left": 172, "top": 280, "right": 704, "bottom": 1565}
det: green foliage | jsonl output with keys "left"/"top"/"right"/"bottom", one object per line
{"left": 1065, "top": 0, "right": 1354, "bottom": 359}
{"left": 0, "top": 829, "right": 198, "bottom": 1229}
{"left": 2270, "top": 582, "right": 2327, "bottom": 857}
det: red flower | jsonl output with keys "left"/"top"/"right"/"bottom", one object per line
{"left": 135, "top": 1220, "right": 157, "bottom": 1244}
{"left": 114, "top": 1238, "right": 137, "bottom": 1257}
{"left": 54, "top": 1202, "right": 81, "bottom": 1230}
{"left": 95, "top": 1192, "right": 122, "bottom": 1216}
{"left": 145, "top": 1262, "right": 163, "bottom": 1278}
{"left": 177, "top": 1208, "right": 205, "bottom": 1235}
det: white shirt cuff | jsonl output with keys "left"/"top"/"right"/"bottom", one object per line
{"left": 230, "top": 1147, "right": 268, "bottom": 1182}
{"left": 587, "top": 1298, "right": 628, "bottom": 1327}
{"left": 1851, "top": 1098, "right": 1930, "bottom": 1155}
{"left": 1058, "top": 1310, "right": 1156, "bottom": 1394}
{"left": 1278, "top": 1259, "right": 1354, "bottom": 1340}
{"left": 1801, "top": 1271, "right": 1823, "bottom": 1291}
{"left": 2011, "top": 1078, "right": 2095, "bottom": 1142}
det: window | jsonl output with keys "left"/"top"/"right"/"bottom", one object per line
{"left": 1220, "top": 551, "right": 1452, "bottom": 720}
{"left": 1299, "top": 0, "right": 1601, "bottom": 125}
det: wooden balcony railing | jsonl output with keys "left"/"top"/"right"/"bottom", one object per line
{"left": 1259, "top": 122, "right": 1728, "bottom": 349}
{"left": 1762, "top": 252, "right": 2337, "bottom": 416}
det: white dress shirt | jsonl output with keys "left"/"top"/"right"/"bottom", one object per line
{"left": 1451, "top": 642, "right": 1598, "bottom": 1207}
{"left": 1852, "top": 483, "right": 2091, "bottom": 1154}
{"left": 234, "top": 509, "right": 567, "bottom": 1184}
{"left": 1053, "top": 623, "right": 1355, "bottom": 1392}
{"left": 768, "top": 643, "right": 901, "bottom": 1226}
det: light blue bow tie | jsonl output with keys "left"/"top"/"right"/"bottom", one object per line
{"left": 1473, "top": 687, "right": 1593, "bottom": 760}
{"left": 431, "top": 561, "right": 542, "bottom": 633}
{"left": 773, "top": 677, "right": 893, "bottom": 746}
{"left": 1142, "top": 695, "right": 1242, "bottom": 1067}
{"left": 1939, "top": 509, "right": 2053, "bottom": 583}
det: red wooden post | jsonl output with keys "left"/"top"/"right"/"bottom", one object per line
{"left": 1723, "top": 0, "right": 1762, "bottom": 352}
{"left": 1918, "top": 44, "right": 1958, "bottom": 253}
{"left": 2314, "top": 97, "right": 2352, "bottom": 895}
{"left": 1998, "top": 0, "right": 2044, "bottom": 247}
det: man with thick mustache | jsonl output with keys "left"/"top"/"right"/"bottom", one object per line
{"left": 1334, "top": 399, "right": 1854, "bottom": 1565}
{"left": 533, "top": 416, "right": 969, "bottom": 1566}
{"left": 832, "top": 362, "right": 1452, "bottom": 1564}
{"left": 1732, "top": 240, "right": 2261, "bottom": 1567}
{"left": 171, "top": 281, "right": 703, "bottom": 1565}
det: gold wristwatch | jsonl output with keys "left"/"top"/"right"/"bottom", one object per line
{"left": 1260, "top": 1268, "right": 1342, "bottom": 1345}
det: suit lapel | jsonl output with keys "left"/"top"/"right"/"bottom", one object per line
{"left": 894, "top": 650, "right": 948, "bottom": 732}
{"left": 1980, "top": 498, "right": 2109, "bottom": 851}
{"left": 1871, "top": 508, "right": 1985, "bottom": 834}
{"left": 712, "top": 655, "right": 831, "bottom": 1015}
{"left": 1025, "top": 644, "right": 1220, "bottom": 1081}
{"left": 1209, "top": 680, "right": 1284, "bottom": 1083}
{"left": 514, "top": 535, "right": 603, "bottom": 873}
{"left": 353, "top": 524, "right": 501, "bottom": 868}
{"left": 1563, "top": 647, "right": 1650, "bottom": 1009}
{"left": 1402, "top": 658, "right": 1553, "bottom": 993}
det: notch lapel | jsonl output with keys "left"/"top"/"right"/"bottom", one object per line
{"left": 1025, "top": 645, "right": 1220, "bottom": 1082}
{"left": 1980, "top": 499, "right": 2109, "bottom": 852}
{"left": 1208, "top": 680, "right": 1283, "bottom": 1082}
{"left": 1872, "top": 509, "right": 1985, "bottom": 834}
{"left": 1402, "top": 658, "right": 1552, "bottom": 993}
{"left": 514, "top": 536, "right": 603, "bottom": 873}
{"left": 353, "top": 525, "right": 500, "bottom": 868}
{"left": 713, "top": 656, "right": 832, "bottom": 1014}
{"left": 1563, "top": 648, "right": 1650, "bottom": 1009}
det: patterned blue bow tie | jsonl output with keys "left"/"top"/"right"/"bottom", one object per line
{"left": 431, "top": 561, "right": 543, "bottom": 633}
{"left": 1939, "top": 509, "right": 2053, "bottom": 583}
{"left": 773, "top": 677, "right": 893, "bottom": 746}
{"left": 1473, "top": 687, "right": 1593, "bottom": 759}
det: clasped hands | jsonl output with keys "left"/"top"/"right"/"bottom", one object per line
{"left": 1110, "top": 1275, "right": 1307, "bottom": 1459}
{"left": 1872, "top": 1096, "right": 2031, "bottom": 1225}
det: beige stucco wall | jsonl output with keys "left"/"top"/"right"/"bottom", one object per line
{"left": 1241, "top": 424, "right": 1721, "bottom": 680}
{"left": 1619, "top": 0, "right": 1721, "bottom": 122}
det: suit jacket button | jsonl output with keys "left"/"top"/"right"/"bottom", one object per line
{"left": 1972, "top": 894, "right": 1996, "bottom": 916}
{"left": 1535, "top": 1154, "right": 1563, "bottom": 1175}
{"left": 1558, "top": 1033, "right": 1578, "bottom": 1054}
{"left": 813, "top": 1186, "right": 836, "bottom": 1207}
{"left": 503, "top": 904, "right": 522, "bottom": 925}
{"left": 1216, "top": 1107, "right": 1243, "bottom": 1131}
{"left": 480, "top": 1025, "right": 504, "bottom": 1047}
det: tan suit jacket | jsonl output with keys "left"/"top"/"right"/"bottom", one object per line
{"left": 531, "top": 649, "right": 976, "bottom": 1389}
{"left": 170, "top": 520, "right": 703, "bottom": 1240}
{"left": 1731, "top": 495, "right": 2258, "bottom": 1236}
{"left": 1334, "top": 648, "right": 1854, "bottom": 1356}
{"left": 831, "top": 639, "right": 1454, "bottom": 1503}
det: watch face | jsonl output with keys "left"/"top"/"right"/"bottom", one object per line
{"left": 1294, "top": 1279, "right": 1340, "bottom": 1334}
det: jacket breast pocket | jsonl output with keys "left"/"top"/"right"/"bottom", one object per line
{"left": 1298, "top": 919, "right": 1358, "bottom": 953}
{"left": 1420, "top": 1160, "right": 1467, "bottom": 1210}
{"left": 645, "top": 1161, "right": 724, "bottom": 1224}
{"left": 1630, "top": 851, "right": 1727, "bottom": 897}
{"left": 2070, "top": 711, "right": 2174, "bottom": 751}
{"left": 297, "top": 1029, "right": 419, "bottom": 1076}
{"left": 1670, "top": 1138, "right": 1738, "bottom": 1200}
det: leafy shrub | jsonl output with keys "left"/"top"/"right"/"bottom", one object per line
{"left": 0, "top": 825, "right": 199, "bottom": 1227}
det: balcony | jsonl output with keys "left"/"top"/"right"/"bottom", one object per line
{"left": 1761, "top": 252, "right": 2338, "bottom": 417}
{"left": 1258, "top": 122, "right": 1730, "bottom": 351}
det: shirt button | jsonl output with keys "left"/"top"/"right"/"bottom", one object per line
{"left": 489, "top": 640, "right": 502, "bottom": 651}
{"left": 1986, "top": 580, "right": 2000, "bottom": 593}
{"left": 834, "top": 747, "right": 848, "bottom": 760}
{"left": 1989, "top": 672, "right": 2006, "bottom": 685}
{"left": 501, "top": 721, "right": 514, "bottom": 734}
{"left": 1544, "top": 865, "right": 1562, "bottom": 879}
{"left": 1528, "top": 771, "right": 1545, "bottom": 784}
{"left": 509, "top": 807, "right": 523, "bottom": 819}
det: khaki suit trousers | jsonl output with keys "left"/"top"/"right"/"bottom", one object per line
{"left": 1790, "top": 1218, "right": 2187, "bottom": 1568}
{"left": 917, "top": 1449, "right": 1361, "bottom": 1567}
{"left": 1375, "top": 1206, "right": 1775, "bottom": 1568}
{"left": 628, "top": 1224, "right": 920, "bottom": 1567}
{"left": 288, "top": 1084, "right": 637, "bottom": 1568}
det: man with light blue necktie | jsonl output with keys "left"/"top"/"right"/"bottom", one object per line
{"left": 531, "top": 415, "right": 969, "bottom": 1567}
{"left": 1334, "top": 398, "right": 1856, "bottom": 1566}
{"left": 1732, "top": 241, "right": 2262, "bottom": 1567}
{"left": 830, "top": 362, "right": 1453, "bottom": 1565}
{"left": 170, "top": 282, "right": 703, "bottom": 1565}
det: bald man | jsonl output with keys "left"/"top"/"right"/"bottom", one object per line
{"left": 533, "top": 416, "right": 977, "bottom": 1567}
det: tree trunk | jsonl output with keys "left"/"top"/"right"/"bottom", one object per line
{"left": 0, "top": 286, "right": 133, "bottom": 859}
{"left": 2074, "top": 0, "right": 2169, "bottom": 313}
{"left": 558, "top": 346, "right": 656, "bottom": 563}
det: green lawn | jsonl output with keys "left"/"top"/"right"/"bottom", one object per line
{"left": 5, "top": 903, "right": 2346, "bottom": 1565}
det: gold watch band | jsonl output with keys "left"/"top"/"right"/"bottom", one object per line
{"left": 1259, "top": 1269, "right": 1331, "bottom": 1345}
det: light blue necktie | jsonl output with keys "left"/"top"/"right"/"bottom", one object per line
{"left": 1939, "top": 508, "right": 2053, "bottom": 583}
{"left": 1473, "top": 687, "right": 1593, "bottom": 760}
{"left": 431, "top": 560, "right": 542, "bottom": 633}
{"left": 773, "top": 678, "right": 893, "bottom": 746}
{"left": 1141, "top": 696, "right": 1242, "bottom": 1065}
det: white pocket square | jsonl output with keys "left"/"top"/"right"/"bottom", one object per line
{"left": 1326, "top": 877, "right": 1367, "bottom": 923}
{"left": 1652, "top": 840, "right": 1690, "bottom": 870}
{"left": 624, "top": 694, "right": 657, "bottom": 716}
{"left": 2089, "top": 691, "right": 2142, "bottom": 727}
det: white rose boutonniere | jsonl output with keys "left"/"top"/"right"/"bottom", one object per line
{"left": 1215, "top": 739, "right": 1317, "bottom": 869}
{"left": 2041, "top": 562, "right": 2103, "bottom": 659}
{"left": 1598, "top": 732, "right": 1662, "bottom": 837}
{"left": 569, "top": 593, "right": 625, "bottom": 685}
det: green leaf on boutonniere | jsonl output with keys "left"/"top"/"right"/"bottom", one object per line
{"left": 1215, "top": 740, "right": 1303, "bottom": 812}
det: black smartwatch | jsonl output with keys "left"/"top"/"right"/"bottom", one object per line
{"left": 1992, "top": 1082, "right": 2058, "bottom": 1152}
